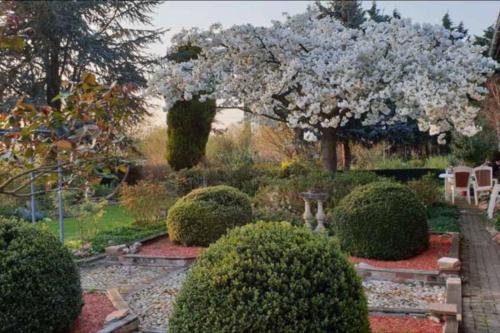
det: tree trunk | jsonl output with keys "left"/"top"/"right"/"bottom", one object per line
{"left": 46, "top": 41, "right": 61, "bottom": 110}
{"left": 321, "top": 128, "right": 338, "bottom": 174}
{"left": 341, "top": 140, "right": 352, "bottom": 170}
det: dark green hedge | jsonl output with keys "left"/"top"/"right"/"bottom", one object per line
{"left": 0, "top": 218, "right": 82, "bottom": 332}
{"left": 166, "top": 98, "right": 216, "bottom": 171}
{"left": 331, "top": 181, "right": 429, "bottom": 260}
{"left": 168, "top": 221, "right": 369, "bottom": 333}
{"left": 167, "top": 185, "right": 252, "bottom": 246}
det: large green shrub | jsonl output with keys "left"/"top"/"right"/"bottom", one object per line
{"left": 331, "top": 181, "right": 429, "bottom": 260}
{"left": 0, "top": 218, "right": 82, "bottom": 332}
{"left": 166, "top": 44, "right": 216, "bottom": 171}
{"left": 168, "top": 222, "right": 369, "bottom": 333}
{"left": 167, "top": 185, "right": 252, "bottom": 246}
{"left": 166, "top": 98, "right": 216, "bottom": 171}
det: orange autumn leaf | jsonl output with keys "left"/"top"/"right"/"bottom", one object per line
{"left": 54, "top": 139, "right": 73, "bottom": 150}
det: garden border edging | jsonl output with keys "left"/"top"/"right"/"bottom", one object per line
{"left": 97, "top": 288, "right": 139, "bottom": 333}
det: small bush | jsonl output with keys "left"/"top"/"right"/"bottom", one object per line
{"left": 173, "top": 165, "right": 265, "bottom": 196}
{"left": 167, "top": 185, "right": 252, "bottom": 246}
{"left": 168, "top": 222, "right": 369, "bottom": 333}
{"left": 120, "top": 180, "right": 177, "bottom": 226}
{"left": 279, "top": 157, "right": 309, "bottom": 177}
{"left": 408, "top": 173, "right": 441, "bottom": 206}
{"left": 332, "top": 181, "right": 429, "bottom": 260}
{"left": 90, "top": 223, "right": 165, "bottom": 252}
{"left": 427, "top": 203, "right": 460, "bottom": 233}
{"left": 0, "top": 218, "right": 82, "bottom": 332}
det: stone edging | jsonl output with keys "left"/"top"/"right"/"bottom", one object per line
{"left": 118, "top": 254, "right": 196, "bottom": 267}
{"left": 97, "top": 288, "right": 139, "bottom": 333}
{"left": 75, "top": 253, "right": 107, "bottom": 267}
{"left": 428, "top": 277, "right": 462, "bottom": 333}
{"left": 106, "top": 232, "right": 198, "bottom": 267}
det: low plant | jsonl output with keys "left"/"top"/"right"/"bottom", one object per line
{"left": 168, "top": 221, "right": 369, "bottom": 333}
{"left": 90, "top": 222, "right": 165, "bottom": 252}
{"left": 167, "top": 185, "right": 252, "bottom": 246}
{"left": 331, "top": 181, "right": 429, "bottom": 260}
{"left": 120, "top": 180, "right": 177, "bottom": 226}
{"left": 427, "top": 203, "right": 460, "bottom": 233}
{"left": 408, "top": 173, "right": 441, "bottom": 206}
{"left": 0, "top": 218, "right": 82, "bottom": 332}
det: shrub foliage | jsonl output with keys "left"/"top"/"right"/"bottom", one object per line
{"left": 167, "top": 185, "right": 252, "bottom": 246}
{"left": 332, "top": 181, "right": 429, "bottom": 260}
{"left": 120, "top": 180, "right": 177, "bottom": 226}
{"left": 166, "top": 98, "right": 216, "bottom": 170}
{"left": 0, "top": 218, "right": 82, "bottom": 332}
{"left": 168, "top": 222, "right": 370, "bottom": 333}
{"left": 408, "top": 173, "right": 441, "bottom": 206}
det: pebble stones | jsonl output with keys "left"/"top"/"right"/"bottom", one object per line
{"left": 125, "top": 269, "right": 188, "bottom": 330}
{"left": 80, "top": 264, "right": 174, "bottom": 291}
{"left": 363, "top": 280, "right": 445, "bottom": 309}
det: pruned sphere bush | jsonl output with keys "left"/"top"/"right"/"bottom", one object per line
{"left": 168, "top": 221, "right": 370, "bottom": 333}
{"left": 167, "top": 185, "right": 252, "bottom": 246}
{"left": 0, "top": 218, "right": 82, "bottom": 332}
{"left": 331, "top": 181, "right": 429, "bottom": 260}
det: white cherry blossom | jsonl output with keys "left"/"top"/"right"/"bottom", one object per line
{"left": 148, "top": 7, "right": 497, "bottom": 142}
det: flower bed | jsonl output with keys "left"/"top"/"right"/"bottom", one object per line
{"left": 138, "top": 235, "right": 204, "bottom": 258}
{"left": 351, "top": 234, "right": 452, "bottom": 271}
{"left": 369, "top": 316, "right": 442, "bottom": 333}
{"left": 70, "top": 292, "right": 116, "bottom": 333}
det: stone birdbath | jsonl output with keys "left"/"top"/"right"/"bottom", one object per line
{"left": 298, "top": 191, "right": 328, "bottom": 232}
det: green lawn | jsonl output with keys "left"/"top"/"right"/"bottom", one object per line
{"left": 40, "top": 204, "right": 134, "bottom": 242}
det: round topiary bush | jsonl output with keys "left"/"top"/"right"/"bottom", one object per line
{"left": 0, "top": 218, "right": 82, "bottom": 332}
{"left": 331, "top": 181, "right": 429, "bottom": 260}
{"left": 168, "top": 221, "right": 369, "bottom": 333}
{"left": 167, "top": 185, "right": 252, "bottom": 246}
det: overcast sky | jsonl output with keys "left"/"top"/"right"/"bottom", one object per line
{"left": 149, "top": 1, "right": 499, "bottom": 56}
{"left": 144, "top": 1, "right": 500, "bottom": 128}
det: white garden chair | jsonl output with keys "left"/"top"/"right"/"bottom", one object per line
{"left": 449, "top": 166, "right": 473, "bottom": 204}
{"left": 472, "top": 166, "right": 497, "bottom": 206}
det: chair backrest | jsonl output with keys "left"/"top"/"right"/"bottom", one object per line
{"left": 453, "top": 166, "right": 473, "bottom": 188}
{"left": 474, "top": 166, "right": 493, "bottom": 188}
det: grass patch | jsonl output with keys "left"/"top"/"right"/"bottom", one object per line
{"left": 40, "top": 205, "right": 134, "bottom": 242}
{"left": 427, "top": 202, "right": 460, "bottom": 233}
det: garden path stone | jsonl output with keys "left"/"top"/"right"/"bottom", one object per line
{"left": 460, "top": 209, "right": 500, "bottom": 333}
{"left": 125, "top": 269, "right": 187, "bottom": 331}
{"left": 80, "top": 264, "right": 177, "bottom": 291}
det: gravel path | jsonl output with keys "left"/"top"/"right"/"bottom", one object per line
{"left": 80, "top": 264, "right": 176, "bottom": 291}
{"left": 363, "top": 280, "right": 445, "bottom": 309}
{"left": 126, "top": 269, "right": 187, "bottom": 330}
{"left": 80, "top": 265, "right": 445, "bottom": 330}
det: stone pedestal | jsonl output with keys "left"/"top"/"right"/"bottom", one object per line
{"left": 299, "top": 192, "right": 328, "bottom": 232}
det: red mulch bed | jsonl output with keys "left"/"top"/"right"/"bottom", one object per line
{"left": 138, "top": 235, "right": 204, "bottom": 258}
{"left": 370, "top": 316, "right": 442, "bottom": 333}
{"left": 350, "top": 234, "right": 452, "bottom": 271}
{"left": 70, "top": 293, "right": 116, "bottom": 333}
